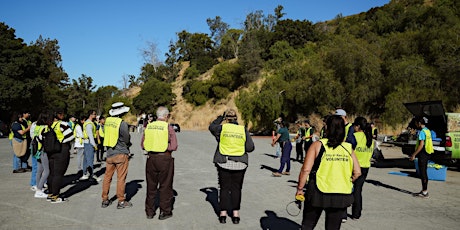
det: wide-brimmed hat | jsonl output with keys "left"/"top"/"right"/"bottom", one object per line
{"left": 109, "top": 102, "right": 130, "bottom": 116}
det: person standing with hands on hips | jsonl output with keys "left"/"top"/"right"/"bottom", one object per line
{"left": 296, "top": 115, "right": 361, "bottom": 230}
{"left": 409, "top": 116, "right": 434, "bottom": 198}
{"left": 271, "top": 120, "right": 292, "bottom": 177}
{"left": 209, "top": 109, "right": 255, "bottom": 224}
{"left": 143, "top": 106, "right": 178, "bottom": 220}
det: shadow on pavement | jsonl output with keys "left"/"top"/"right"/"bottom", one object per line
{"left": 200, "top": 187, "right": 219, "bottom": 217}
{"left": 260, "top": 210, "right": 301, "bottom": 230}
{"left": 372, "top": 158, "right": 415, "bottom": 169}
{"left": 366, "top": 179, "right": 415, "bottom": 195}
{"left": 125, "top": 179, "right": 143, "bottom": 201}
{"left": 263, "top": 153, "right": 279, "bottom": 159}
{"left": 260, "top": 164, "right": 278, "bottom": 173}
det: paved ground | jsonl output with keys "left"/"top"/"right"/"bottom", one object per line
{"left": 1, "top": 131, "right": 460, "bottom": 230}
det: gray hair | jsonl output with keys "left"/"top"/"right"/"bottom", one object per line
{"left": 156, "top": 106, "right": 169, "bottom": 119}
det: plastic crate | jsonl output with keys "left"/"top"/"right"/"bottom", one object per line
{"left": 414, "top": 159, "right": 447, "bottom": 181}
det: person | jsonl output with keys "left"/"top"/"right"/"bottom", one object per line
{"left": 349, "top": 117, "right": 374, "bottom": 220}
{"left": 303, "top": 120, "right": 314, "bottom": 157}
{"left": 80, "top": 110, "right": 99, "bottom": 181}
{"left": 370, "top": 122, "right": 378, "bottom": 140}
{"left": 209, "top": 109, "right": 254, "bottom": 224}
{"left": 75, "top": 116, "right": 85, "bottom": 176}
{"left": 48, "top": 109, "right": 75, "bottom": 203}
{"left": 10, "top": 111, "right": 31, "bottom": 173}
{"left": 409, "top": 116, "right": 434, "bottom": 198}
{"left": 33, "top": 112, "right": 51, "bottom": 198}
{"left": 101, "top": 102, "right": 133, "bottom": 209}
{"left": 294, "top": 120, "right": 306, "bottom": 162}
{"left": 20, "top": 111, "right": 33, "bottom": 172}
{"left": 143, "top": 106, "right": 178, "bottom": 220}
{"left": 271, "top": 120, "right": 292, "bottom": 177}
{"left": 96, "top": 116, "right": 106, "bottom": 162}
{"left": 335, "top": 109, "right": 356, "bottom": 149}
{"left": 319, "top": 115, "right": 329, "bottom": 139}
{"left": 273, "top": 117, "right": 283, "bottom": 158}
{"left": 296, "top": 115, "right": 361, "bottom": 230}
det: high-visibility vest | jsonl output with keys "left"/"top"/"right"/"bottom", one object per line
{"left": 316, "top": 139, "right": 353, "bottom": 194}
{"left": 73, "top": 124, "right": 83, "bottom": 145}
{"left": 305, "top": 127, "right": 312, "bottom": 142}
{"left": 144, "top": 121, "right": 169, "bottom": 152}
{"left": 9, "top": 122, "right": 26, "bottom": 139}
{"left": 99, "top": 125, "right": 105, "bottom": 138}
{"left": 416, "top": 127, "right": 434, "bottom": 154}
{"left": 344, "top": 123, "right": 352, "bottom": 141}
{"left": 33, "top": 125, "right": 48, "bottom": 150}
{"left": 354, "top": 132, "right": 374, "bottom": 168}
{"left": 51, "top": 121, "right": 64, "bottom": 143}
{"left": 103, "top": 117, "right": 122, "bottom": 148}
{"left": 219, "top": 123, "right": 246, "bottom": 156}
{"left": 83, "top": 120, "right": 96, "bottom": 139}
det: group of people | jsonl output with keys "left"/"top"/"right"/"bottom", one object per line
{"left": 9, "top": 105, "right": 433, "bottom": 228}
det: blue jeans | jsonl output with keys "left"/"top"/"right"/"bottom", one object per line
{"left": 277, "top": 141, "right": 292, "bottom": 173}
{"left": 11, "top": 140, "right": 27, "bottom": 170}
{"left": 83, "top": 143, "right": 95, "bottom": 175}
{"left": 30, "top": 156, "right": 38, "bottom": 186}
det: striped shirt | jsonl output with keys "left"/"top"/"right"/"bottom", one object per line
{"left": 58, "top": 121, "right": 75, "bottom": 143}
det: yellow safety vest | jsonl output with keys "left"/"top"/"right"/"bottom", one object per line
{"left": 416, "top": 128, "right": 434, "bottom": 154}
{"left": 219, "top": 123, "right": 246, "bottom": 156}
{"left": 83, "top": 120, "right": 96, "bottom": 139}
{"left": 305, "top": 127, "right": 312, "bottom": 142}
{"left": 52, "top": 121, "right": 64, "bottom": 142}
{"left": 103, "top": 117, "right": 122, "bottom": 148}
{"left": 73, "top": 124, "right": 83, "bottom": 145}
{"left": 316, "top": 139, "right": 353, "bottom": 194}
{"left": 354, "top": 132, "right": 374, "bottom": 168}
{"left": 344, "top": 123, "right": 352, "bottom": 141}
{"left": 33, "top": 125, "right": 48, "bottom": 150}
{"left": 144, "top": 121, "right": 169, "bottom": 152}
{"left": 9, "top": 122, "right": 26, "bottom": 139}
{"left": 99, "top": 125, "right": 105, "bottom": 138}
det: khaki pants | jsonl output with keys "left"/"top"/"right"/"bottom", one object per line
{"left": 102, "top": 154, "right": 129, "bottom": 202}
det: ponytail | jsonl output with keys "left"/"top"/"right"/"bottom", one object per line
{"left": 353, "top": 116, "right": 373, "bottom": 148}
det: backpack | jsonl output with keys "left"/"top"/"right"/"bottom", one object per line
{"left": 43, "top": 124, "right": 61, "bottom": 154}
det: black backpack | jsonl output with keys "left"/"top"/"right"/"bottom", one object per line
{"left": 43, "top": 123, "right": 61, "bottom": 154}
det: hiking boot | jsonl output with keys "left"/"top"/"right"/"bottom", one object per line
{"left": 272, "top": 172, "right": 282, "bottom": 177}
{"left": 117, "top": 201, "right": 133, "bottom": 209}
{"left": 46, "top": 194, "right": 53, "bottom": 201}
{"left": 413, "top": 191, "right": 429, "bottom": 198}
{"left": 101, "top": 200, "right": 112, "bottom": 208}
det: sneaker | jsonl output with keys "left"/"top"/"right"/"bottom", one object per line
{"left": 117, "top": 201, "right": 133, "bottom": 209}
{"left": 30, "top": 185, "right": 38, "bottom": 191}
{"left": 92, "top": 175, "right": 102, "bottom": 182}
{"left": 342, "top": 218, "right": 347, "bottom": 223}
{"left": 79, "top": 174, "right": 89, "bottom": 180}
{"left": 34, "top": 191, "right": 48, "bottom": 198}
{"left": 413, "top": 191, "right": 429, "bottom": 198}
{"left": 272, "top": 172, "right": 282, "bottom": 177}
{"left": 46, "top": 194, "right": 53, "bottom": 201}
{"left": 51, "top": 196, "right": 68, "bottom": 204}
{"left": 282, "top": 171, "right": 290, "bottom": 175}
{"left": 101, "top": 200, "right": 112, "bottom": 208}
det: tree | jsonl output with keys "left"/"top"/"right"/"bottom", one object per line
{"left": 133, "top": 78, "right": 175, "bottom": 113}
{"left": 140, "top": 41, "right": 162, "bottom": 71}
{"left": 206, "top": 16, "right": 229, "bottom": 47}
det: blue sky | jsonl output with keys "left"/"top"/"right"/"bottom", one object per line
{"left": 1, "top": 0, "right": 389, "bottom": 88}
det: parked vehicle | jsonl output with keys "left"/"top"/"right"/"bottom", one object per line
{"left": 386, "top": 101, "right": 460, "bottom": 165}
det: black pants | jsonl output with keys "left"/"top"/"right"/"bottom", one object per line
{"left": 47, "top": 143, "right": 70, "bottom": 196}
{"left": 351, "top": 167, "right": 369, "bottom": 219}
{"left": 304, "top": 141, "right": 313, "bottom": 154}
{"left": 302, "top": 202, "right": 345, "bottom": 230}
{"left": 145, "top": 153, "right": 174, "bottom": 216}
{"left": 418, "top": 151, "right": 430, "bottom": 191}
{"left": 217, "top": 166, "right": 246, "bottom": 212}
{"left": 296, "top": 140, "right": 304, "bottom": 162}
{"left": 96, "top": 137, "right": 105, "bottom": 161}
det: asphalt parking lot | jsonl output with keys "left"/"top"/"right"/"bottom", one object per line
{"left": 1, "top": 131, "right": 460, "bottom": 230}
